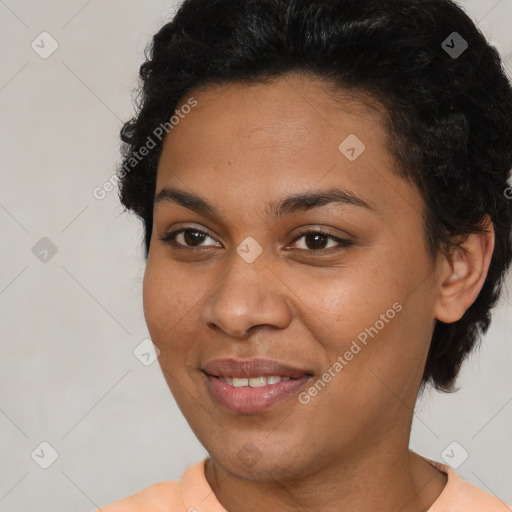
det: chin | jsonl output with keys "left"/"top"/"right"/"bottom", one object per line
{"left": 205, "top": 439, "right": 317, "bottom": 482}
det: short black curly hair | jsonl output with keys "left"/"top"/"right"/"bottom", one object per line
{"left": 116, "top": 0, "right": 512, "bottom": 392}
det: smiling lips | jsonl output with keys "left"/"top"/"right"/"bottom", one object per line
{"left": 202, "top": 358, "right": 313, "bottom": 413}
{"left": 221, "top": 375, "right": 290, "bottom": 387}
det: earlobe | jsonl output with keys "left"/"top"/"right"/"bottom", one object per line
{"left": 433, "top": 216, "right": 495, "bottom": 324}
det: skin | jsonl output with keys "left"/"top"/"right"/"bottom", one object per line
{"left": 143, "top": 71, "right": 495, "bottom": 512}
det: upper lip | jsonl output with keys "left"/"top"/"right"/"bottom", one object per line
{"left": 202, "top": 358, "right": 313, "bottom": 379}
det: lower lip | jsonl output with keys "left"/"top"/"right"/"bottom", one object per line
{"left": 204, "top": 373, "right": 312, "bottom": 414}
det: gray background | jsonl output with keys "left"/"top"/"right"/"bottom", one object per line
{"left": 0, "top": 1, "right": 511, "bottom": 511}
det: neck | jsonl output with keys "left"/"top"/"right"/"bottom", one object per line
{"left": 204, "top": 445, "right": 447, "bottom": 512}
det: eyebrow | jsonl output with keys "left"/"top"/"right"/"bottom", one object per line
{"left": 153, "top": 185, "right": 379, "bottom": 219}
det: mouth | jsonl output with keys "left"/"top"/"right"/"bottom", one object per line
{"left": 212, "top": 375, "right": 293, "bottom": 387}
{"left": 201, "top": 358, "right": 314, "bottom": 413}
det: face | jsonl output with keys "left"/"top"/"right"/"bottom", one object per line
{"left": 143, "top": 72, "right": 441, "bottom": 481}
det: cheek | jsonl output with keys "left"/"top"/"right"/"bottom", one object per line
{"left": 142, "top": 263, "right": 170, "bottom": 336}
{"left": 291, "top": 252, "right": 406, "bottom": 344}
{"left": 142, "top": 258, "right": 194, "bottom": 342}
{"left": 142, "top": 255, "right": 221, "bottom": 380}
{"left": 296, "top": 246, "right": 432, "bottom": 390}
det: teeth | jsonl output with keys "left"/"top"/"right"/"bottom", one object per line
{"left": 221, "top": 375, "right": 285, "bottom": 387}
{"left": 248, "top": 376, "right": 267, "bottom": 387}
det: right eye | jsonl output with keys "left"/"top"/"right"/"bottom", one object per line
{"left": 158, "top": 228, "right": 221, "bottom": 249}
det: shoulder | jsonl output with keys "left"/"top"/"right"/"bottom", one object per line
{"left": 426, "top": 459, "right": 512, "bottom": 512}
{"left": 93, "top": 458, "right": 227, "bottom": 512}
{"left": 94, "top": 479, "right": 184, "bottom": 512}
{"left": 93, "top": 460, "right": 210, "bottom": 512}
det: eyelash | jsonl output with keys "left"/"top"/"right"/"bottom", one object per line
{"left": 158, "top": 227, "right": 353, "bottom": 253}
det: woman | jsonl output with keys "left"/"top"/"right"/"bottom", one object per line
{"left": 97, "top": 0, "right": 512, "bottom": 510}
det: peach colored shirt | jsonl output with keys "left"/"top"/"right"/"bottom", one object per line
{"left": 96, "top": 458, "right": 512, "bottom": 512}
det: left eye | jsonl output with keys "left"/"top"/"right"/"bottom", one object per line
{"left": 290, "top": 230, "right": 353, "bottom": 252}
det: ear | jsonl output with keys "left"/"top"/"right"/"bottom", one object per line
{"left": 433, "top": 215, "right": 495, "bottom": 323}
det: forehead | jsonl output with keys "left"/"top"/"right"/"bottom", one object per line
{"left": 154, "top": 72, "right": 421, "bottom": 224}
{"left": 159, "top": 73, "right": 388, "bottom": 171}
{"left": 169, "top": 73, "right": 385, "bottom": 151}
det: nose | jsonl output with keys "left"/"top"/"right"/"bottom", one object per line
{"left": 202, "top": 252, "right": 293, "bottom": 339}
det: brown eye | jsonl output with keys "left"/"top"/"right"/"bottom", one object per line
{"left": 159, "top": 228, "right": 219, "bottom": 248}
{"left": 291, "top": 230, "right": 353, "bottom": 252}
{"left": 303, "top": 232, "right": 329, "bottom": 250}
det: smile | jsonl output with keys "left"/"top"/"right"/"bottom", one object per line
{"left": 201, "top": 358, "right": 313, "bottom": 413}
{"left": 219, "top": 375, "right": 291, "bottom": 387}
